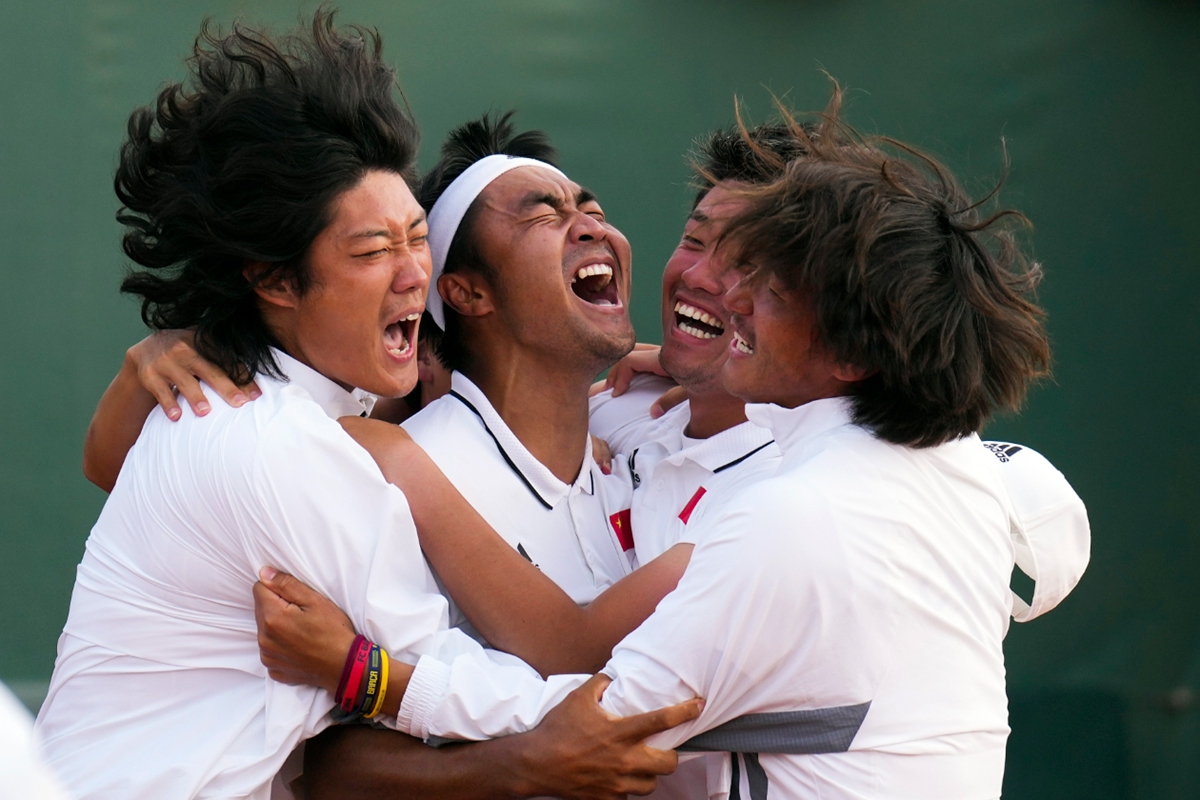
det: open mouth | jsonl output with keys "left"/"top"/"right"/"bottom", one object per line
{"left": 732, "top": 331, "right": 754, "bottom": 355}
{"left": 674, "top": 301, "right": 725, "bottom": 340}
{"left": 571, "top": 263, "right": 621, "bottom": 307}
{"left": 383, "top": 312, "right": 421, "bottom": 359}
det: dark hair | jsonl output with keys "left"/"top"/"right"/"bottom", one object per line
{"left": 691, "top": 119, "right": 814, "bottom": 205}
{"left": 116, "top": 8, "right": 419, "bottom": 383}
{"left": 718, "top": 87, "right": 1050, "bottom": 447}
{"left": 417, "top": 111, "right": 557, "bottom": 372}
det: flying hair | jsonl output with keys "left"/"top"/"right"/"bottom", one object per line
{"left": 116, "top": 7, "right": 419, "bottom": 383}
{"left": 711, "top": 82, "right": 1051, "bottom": 447}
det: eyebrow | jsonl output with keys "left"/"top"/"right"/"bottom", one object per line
{"left": 349, "top": 213, "right": 427, "bottom": 239}
{"left": 518, "top": 187, "right": 599, "bottom": 212}
{"left": 688, "top": 208, "right": 710, "bottom": 223}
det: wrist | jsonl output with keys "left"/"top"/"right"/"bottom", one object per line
{"left": 495, "top": 732, "right": 550, "bottom": 799}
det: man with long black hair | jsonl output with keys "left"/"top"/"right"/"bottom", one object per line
{"left": 35, "top": 13, "right": 695, "bottom": 800}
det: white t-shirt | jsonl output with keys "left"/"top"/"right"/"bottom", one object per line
{"left": 35, "top": 350, "right": 574, "bottom": 800}
{"left": 0, "top": 682, "right": 69, "bottom": 800}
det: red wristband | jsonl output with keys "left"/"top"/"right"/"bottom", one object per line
{"left": 338, "top": 636, "right": 373, "bottom": 713}
{"left": 334, "top": 634, "right": 366, "bottom": 703}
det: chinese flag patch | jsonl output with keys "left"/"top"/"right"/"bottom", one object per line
{"left": 609, "top": 509, "right": 634, "bottom": 551}
{"left": 678, "top": 487, "right": 707, "bottom": 524}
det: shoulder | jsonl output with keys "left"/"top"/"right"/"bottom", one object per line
{"left": 401, "top": 393, "right": 485, "bottom": 457}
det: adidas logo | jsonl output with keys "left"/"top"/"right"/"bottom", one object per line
{"left": 984, "top": 442, "right": 1023, "bottom": 463}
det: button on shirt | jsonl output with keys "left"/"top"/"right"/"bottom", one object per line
{"left": 402, "top": 398, "right": 1017, "bottom": 800}
{"left": 403, "top": 373, "right": 635, "bottom": 626}
{"left": 35, "top": 350, "right": 573, "bottom": 800}
{"left": 589, "top": 376, "right": 779, "bottom": 565}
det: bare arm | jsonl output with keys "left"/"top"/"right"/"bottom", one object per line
{"left": 302, "top": 676, "right": 691, "bottom": 800}
{"left": 254, "top": 577, "right": 699, "bottom": 799}
{"left": 339, "top": 417, "right": 692, "bottom": 677}
{"left": 82, "top": 331, "right": 259, "bottom": 491}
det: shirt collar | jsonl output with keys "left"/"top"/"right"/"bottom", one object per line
{"left": 744, "top": 396, "right": 855, "bottom": 456}
{"left": 447, "top": 372, "right": 593, "bottom": 508}
{"left": 651, "top": 402, "right": 776, "bottom": 473}
{"left": 268, "top": 348, "right": 377, "bottom": 420}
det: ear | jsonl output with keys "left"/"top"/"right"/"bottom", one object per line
{"left": 438, "top": 272, "right": 495, "bottom": 319}
{"left": 244, "top": 262, "right": 299, "bottom": 310}
{"left": 832, "top": 362, "right": 875, "bottom": 383}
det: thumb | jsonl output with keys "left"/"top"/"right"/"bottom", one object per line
{"left": 580, "top": 672, "right": 614, "bottom": 704}
{"left": 258, "top": 566, "right": 315, "bottom": 608}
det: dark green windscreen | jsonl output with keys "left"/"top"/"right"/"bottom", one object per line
{"left": 1, "top": 2, "right": 1197, "bottom": 797}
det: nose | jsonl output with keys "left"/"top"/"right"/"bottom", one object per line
{"left": 682, "top": 248, "right": 726, "bottom": 295}
{"left": 722, "top": 274, "right": 754, "bottom": 316}
{"left": 569, "top": 209, "right": 608, "bottom": 244}
{"left": 392, "top": 244, "right": 432, "bottom": 297}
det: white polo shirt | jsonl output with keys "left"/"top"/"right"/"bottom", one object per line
{"left": 36, "top": 350, "right": 576, "bottom": 800}
{"left": 589, "top": 376, "right": 779, "bottom": 565}
{"left": 401, "top": 398, "right": 1021, "bottom": 799}
{"left": 403, "top": 373, "right": 635, "bottom": 629}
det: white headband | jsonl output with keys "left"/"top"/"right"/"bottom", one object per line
{"left": 425, "top": 154, "right": 568, "bottom": 330}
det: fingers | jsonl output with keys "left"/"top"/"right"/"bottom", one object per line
{"left": 615, "top": 697, "right": 704, "bottom": 742}
{"left": 140, "top": 371, "right": 185, "bottom": 422}
{"left": 604, "top": 347, "right": 668, "bottom": 397}
{"left": 649, "top": 386, "right": 689, "bottom": 419}
{"left": 578, "top": 672, "right": 615, "bottom": 704}
{"left": 591, "top": 435, "right": 613, "bottom": 475}
{"left": 258, "top": 566, "right": 319, "bottom": 608}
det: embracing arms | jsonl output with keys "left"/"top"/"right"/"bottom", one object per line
{"left": 341, "top": 417, "right": 692, "bottom": 677}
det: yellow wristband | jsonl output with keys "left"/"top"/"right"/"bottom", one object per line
{"left": 366, "top": 650, "right": 389, "bottom": 718}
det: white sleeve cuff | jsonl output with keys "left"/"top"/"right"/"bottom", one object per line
{"left": 396, "top": 654, "right": 451, "bottom": 740}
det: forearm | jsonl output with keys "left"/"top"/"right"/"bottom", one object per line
{"left": 82, "top": 352, "right": 158, "bottom": 491}
{"left": 305, "top": 725, "right": 542, "bottom": 800}
{"left": 372, "top": 430, "right": 686, "bottom": 675}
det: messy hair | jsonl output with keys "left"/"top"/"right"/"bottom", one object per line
{"left": 717, "top": 86, "right": 1050, "bottom": 447}
{"left": 116, "top": 8, "right": 419, "bottom": 382}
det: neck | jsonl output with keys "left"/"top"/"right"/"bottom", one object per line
{"left": 682, "top": 385, "right": 748, "bottom": 439}
{"left": 463, "top": 347, "right": 594, "bottom": 485}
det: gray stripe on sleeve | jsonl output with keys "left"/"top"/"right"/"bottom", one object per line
{"left": 679, "top": 701, "right": 871, "bottom": 754}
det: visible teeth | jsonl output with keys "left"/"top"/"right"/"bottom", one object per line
{"left": 673, "top": 301, "right": 725, "bottom": 331}
{"left": 572, "top": 263, "right": 614, "bottom": 285}
{"left": 401, "top": 312, "right": 420, "bottom": 321}
{"left": 733, "top": 332, "right": 753, "bottom": 355}
{"left": 678, "top": 321, "right": 718, "bottom": 340}
{"left": 387, "top": 336, "right": 411, "bottom": 357}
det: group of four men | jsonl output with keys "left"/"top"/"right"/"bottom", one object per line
{"left": 34, "top": 10, "right": 1089, "bottom": 800}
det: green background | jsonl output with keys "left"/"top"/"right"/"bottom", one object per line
{"left": 2, "top": 1, "right": 1197, "bottom": 797}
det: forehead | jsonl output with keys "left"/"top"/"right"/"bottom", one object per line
{"left": 327, "top": 170, "right": 421, "bottom": 234}
{"left": 692, "top": 182, "right": 749, "bottom": 224}
{"left": 480, "top": 165, "right": 582, "bottom": 207}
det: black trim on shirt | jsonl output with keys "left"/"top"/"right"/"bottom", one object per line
{"left": 712, "top": 441, "right": 775, "bottom": 474}
{"left": 448, "top": 390, "right": 553, "bottom": 509}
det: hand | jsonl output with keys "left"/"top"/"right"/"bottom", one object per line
{"left": 126, "top": 329, "right": 260, "bottom": 421}
{"left": 650, "top": 385, "right": 688, "bottom": 419}
{"left": 254, "top": 567, "right": 356, "bottom": 694}
{"left": 603, "top": 344, "right": 670, "bottom": 397}
{"left": 517, "top": 674, "right": 703, "bottom": 799}
{"left": 591, "top": 435, "right": 613, "bottom": 475}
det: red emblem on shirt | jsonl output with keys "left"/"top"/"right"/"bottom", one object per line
{"left": 678, "top": 487, "right": 708, "bottom": 524}
{"left": 609, "top": 509, "right": 634, "bottom": 551}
